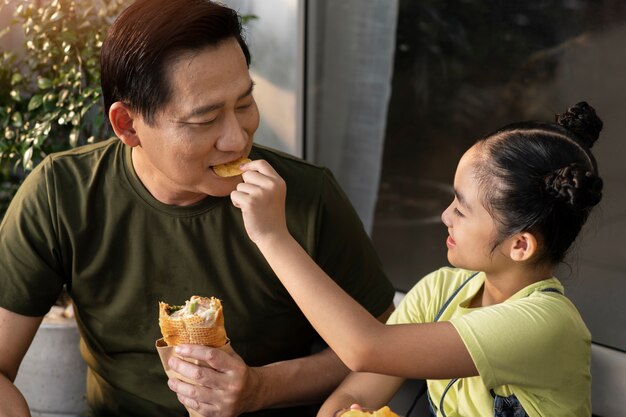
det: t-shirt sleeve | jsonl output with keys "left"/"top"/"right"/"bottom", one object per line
{"left": 0, "top": 159, "right": 65, "bottom": 316}
{"left": 311, "top": 169, "right": 395, "bottom": 318}
{"left": 387, "top": 270, "right": 441, "bottom": 325}
{"left": 450, "top": 296, "right": 589, "bottom": 389}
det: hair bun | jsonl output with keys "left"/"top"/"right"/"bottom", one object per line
{"left": 555, "top": 101, "right": 603, "bottom": 148}
{"left": 544, "top": 163, "right": 603, "bottom": 209}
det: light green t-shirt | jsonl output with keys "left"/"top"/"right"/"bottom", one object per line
{"left": 0, "top": 139, "right": 395, "bottom": 417}
{"left": 388, "top": 267, "right": 591, "bottom": 417}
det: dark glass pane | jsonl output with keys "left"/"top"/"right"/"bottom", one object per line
{"left": 373, "top": 0, "right": 626, "bottom": 350}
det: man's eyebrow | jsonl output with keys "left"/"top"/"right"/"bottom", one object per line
{"left": 179, "top": 81, "right": 255, "bottom": 120}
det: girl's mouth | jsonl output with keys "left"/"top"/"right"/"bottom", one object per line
{"left": 446, "top": 235, "right": 456, "bottom": 248}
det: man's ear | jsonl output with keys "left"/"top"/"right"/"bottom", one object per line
{"left": 109, "top": 102, "right": 140, "bottom": 147}
{"left": 509, "top": 232, "right": 539, "bottom": 262}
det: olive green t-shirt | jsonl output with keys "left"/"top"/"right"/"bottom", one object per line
{"left": 0, "top": 139, "right": 395, "bottom": 417}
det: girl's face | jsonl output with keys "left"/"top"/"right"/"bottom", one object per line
{"left": 441, "top": 146, "right": 508, "bottom": 272}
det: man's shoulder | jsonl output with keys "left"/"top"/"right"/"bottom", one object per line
{"left": 48, "top": 137, "right": 120, "bottom": 164}
{"left": 40, "top": 137, "right": 123, "bottom": 182}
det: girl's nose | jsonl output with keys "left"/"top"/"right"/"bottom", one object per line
{"left": 441, "top": 204, "right": 452, "bottom": 227}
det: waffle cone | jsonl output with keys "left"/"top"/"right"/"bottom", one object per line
{"left": 158, "top": 297, "right": 228, "bottom": 347}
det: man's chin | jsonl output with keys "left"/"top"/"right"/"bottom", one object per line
{"left": 203, "top": 178, "right": 242, "bottom": 197}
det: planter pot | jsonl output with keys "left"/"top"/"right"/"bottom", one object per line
{"left": 14, "top": 318, "right": 87, "bottom": 417}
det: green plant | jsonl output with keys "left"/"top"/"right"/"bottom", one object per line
{"left": 0, "top": 0, "right": 131, "bottom": 218}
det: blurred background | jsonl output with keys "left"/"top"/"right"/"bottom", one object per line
{"left": 1, "top": 0, "right": 625, "bottom": 416}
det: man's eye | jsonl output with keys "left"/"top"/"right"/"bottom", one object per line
{"left": 236, "top": 103, "right": 252, "bottom": 111}
{"left": 188, "top": 118, "right": 216, "bottom": 126}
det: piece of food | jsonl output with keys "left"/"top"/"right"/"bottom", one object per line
{"left": 158, "top": 296, "right": 228, "bottom": 347}
{"left": 212, "top": 157, "right": 251, "bottom": 177}
{"left": 336, "top": 406, "right": 400, "bottom": 417}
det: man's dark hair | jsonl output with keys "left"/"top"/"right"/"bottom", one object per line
{"left": 101, "top": 0, "right": 251, "bottom": 124}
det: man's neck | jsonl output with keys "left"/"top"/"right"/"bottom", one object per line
{"left": 131, "top": 147, "right": 206, "bottom": 206}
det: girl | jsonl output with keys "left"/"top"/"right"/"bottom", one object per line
{"left": 231, "top": 102, "right": 603, "bottom": 417}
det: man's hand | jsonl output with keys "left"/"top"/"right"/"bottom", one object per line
{"left": 167, "top": 344, "right": 261, "bottom": 417}
{"left": 230, "top": 159, "right": 289, "bottom": 246}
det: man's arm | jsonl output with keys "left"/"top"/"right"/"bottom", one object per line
{"left": 166, "top": 304, "right": 394, "bottom": 416}
{"left": 250, "top": 303, "right": 395, "bottom": 410}
{"left": 0, "top": 307, "right": 43, "bottom": 417}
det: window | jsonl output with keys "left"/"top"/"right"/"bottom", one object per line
{"left": 372, "top": 0, "right": 626, "bottom": 350}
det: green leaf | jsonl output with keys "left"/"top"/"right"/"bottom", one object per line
{"left": 37, "top": 77, "right": 53, "bottom": 90}
{"left": 4, "top": 128, "right": 15, "bottom": 140}
{"left": 10, "top": 73, "right": 23, "bottom": 85}
{"left": 50, "top": 11, "right": 65, "bottom": 23}
{"left": 9, "top": 90, "right": 21, "bottom": 102}
{"left": 58, "top": 89, "right": 69, "bottom": 103}
{"left": 69, "top": 128, "right": 79, "bottom": 147}
{"left": 23, "top": 146, "right": 33, "bottom": 168}
{"left": 11, "top": 112, "right": 22, "bottom": 127}
{"left": 27, "top": 94, "right": 44, "bottom": 111}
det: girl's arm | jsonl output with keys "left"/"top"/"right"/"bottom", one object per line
{"left": 318, "top": 372, "right": 406, "bottom": 417}
{"left": 232, "top": 160, "right": 477, "bottom": 379}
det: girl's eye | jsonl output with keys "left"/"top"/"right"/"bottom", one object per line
{"left": 453, "top": 207, "right": 464, "bottom": 217}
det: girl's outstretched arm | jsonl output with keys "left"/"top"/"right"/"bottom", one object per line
{"left": 232, "top": 160, "right": 476, "bottom": 380}
{"left": 318, "top": 372, "right": 406, "bottom": 417}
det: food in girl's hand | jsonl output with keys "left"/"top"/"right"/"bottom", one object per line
{"left": 158, "top": 295, "right": 228, "bottom": 347}
{"left": 335, "top": 406, "right": 400, "bottom": 417}
{"left": 212, "top": 157, "right": 251, "bottom": 177}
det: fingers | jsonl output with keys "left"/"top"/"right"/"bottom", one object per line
{"left": 167, "top": 348, "right": 248, "bottom": 416}
{"left": 240, "top": 158, "right": 277, "bottom": 177}
{"left": 231, "top": 166, "right": 285, "bottom": 211}
{"left": 169, "top": 346, "right": 242, "bottom": 387}
{"left": 174, "top": 344, "right": 235, "bottom": 373}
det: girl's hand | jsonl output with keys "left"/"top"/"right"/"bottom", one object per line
{"left": 333, "top": 404, "right": 367, "bottom": 416}
{"left": 230, "top": 159, "right": 289, "bottom": 246}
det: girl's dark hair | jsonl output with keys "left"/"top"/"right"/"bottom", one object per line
{"left": 474, "top": 102, "right": 604, "bottom": 264}
{"left": 100, "top": 0, "right": 251, "bottom": 125}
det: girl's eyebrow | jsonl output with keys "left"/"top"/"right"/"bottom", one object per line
{"left": 454, "top": 188, "right": 472, "bottom": 212}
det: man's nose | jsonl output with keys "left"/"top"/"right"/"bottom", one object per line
{"left": 216, "top": 112, "right": 248, "bottom": 151}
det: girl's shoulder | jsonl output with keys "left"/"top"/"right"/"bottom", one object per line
{"left": 420, "top": 267, "right": 481, "bottom": 293}
{"left": 392, "top": 268, "right": 482, "bottom": 324}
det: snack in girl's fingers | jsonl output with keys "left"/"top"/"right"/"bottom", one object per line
{"left": 212, "top": 157, "right": 251, "bottom": 177}
{"left": 158, "top": 295, "right": 228, "bottom": 347}
{"left": 335, "top": 406, "right": 400, "bottom": 417}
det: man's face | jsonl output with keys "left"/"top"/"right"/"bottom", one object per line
{"left": 131, "top": 38, "right": 260, "bottom": 204}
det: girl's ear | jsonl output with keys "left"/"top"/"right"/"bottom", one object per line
{"left": 109, "top": 102, "right": 140, "bottom": 147}
{"left": 509, "top": 232, "right": 539, "bottom": 262}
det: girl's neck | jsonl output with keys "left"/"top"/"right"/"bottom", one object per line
{"left": 471, "top": 263, "right": 555, "bottom": 307}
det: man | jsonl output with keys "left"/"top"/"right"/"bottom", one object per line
{"left": 0, "top": 1, "right": 395, "bottom": 416}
